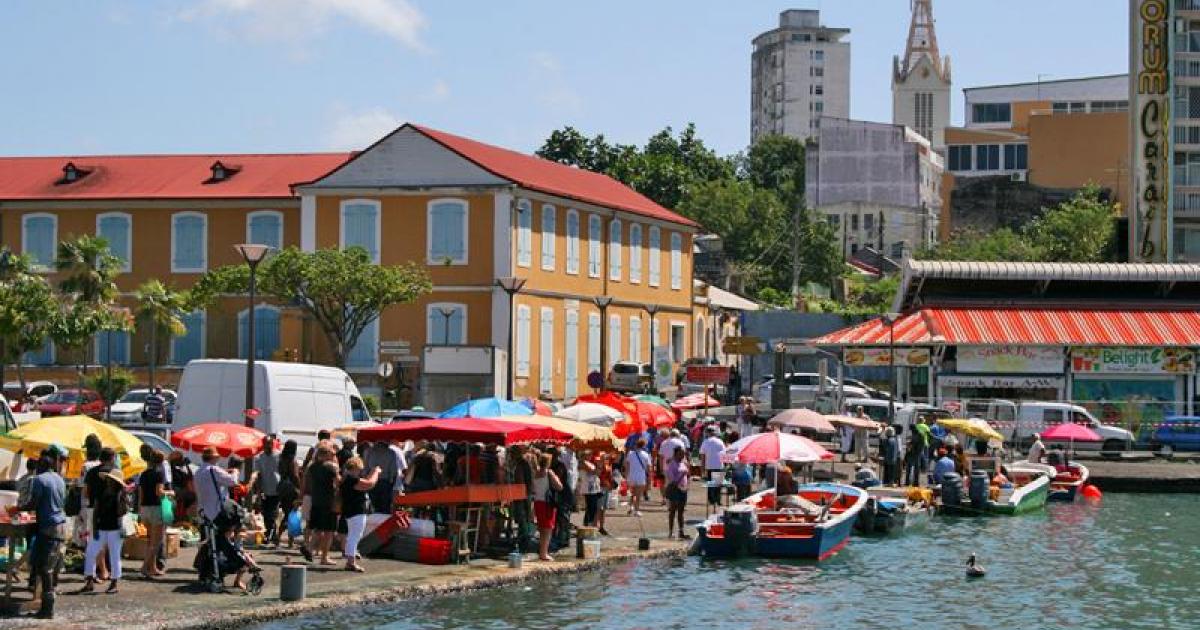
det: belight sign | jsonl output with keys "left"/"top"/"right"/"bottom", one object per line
{"left": 1130, "top": 0, "right": 1173, "bottom": 262}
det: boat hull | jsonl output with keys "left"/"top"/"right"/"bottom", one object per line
{"left": 854, "top": 496, "right": 934, "bottom": 535}
{"left": 697, "top": 483, "right": 867, "bottom": 561}
{"left": 1048, "top": 464, "right": 1089, "bottom": 502}
{"left": 939, "top": 474, "right": 1051, "bottom": 516}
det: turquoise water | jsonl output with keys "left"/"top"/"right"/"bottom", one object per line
{"left": 257, "top": 494, "right": 1200, "bottom": 630}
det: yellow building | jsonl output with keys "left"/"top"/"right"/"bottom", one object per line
{"left": 0, "top": 124, "right": 699, "bottom": 405}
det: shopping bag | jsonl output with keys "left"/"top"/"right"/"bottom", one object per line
{"left": 286, "top": 509, "right": 303, "bottom": 538}
{"left": 160, "top": 496, "right": 175, "bottom": 524}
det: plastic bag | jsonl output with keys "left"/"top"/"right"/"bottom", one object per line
{"left": 160, "top": 496, "right": 175, "bottom": 525}
{"left": 287, "top": 509, "right": 303, "bottom": 538}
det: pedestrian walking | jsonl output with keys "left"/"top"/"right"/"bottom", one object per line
{"left": 250, "top": 436, "right": 280, "bottom": 546}
{"left": 664, "top": 446, "right": 691, "bottom": 540}
{"left": 81, "top": 448, "right": 125, "bottom": 594}
{"left": 623, "top": 438, "right": 651, "bottom": 516}
{"left": 699, "top": 426, "right": 726, "bottom": 506}
{"left": 339, "top": 457, "right": 379, "bottom": 572}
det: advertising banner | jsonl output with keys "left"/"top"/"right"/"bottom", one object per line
{"left": 1071, "top": 347, "right": 1196, "bottom": 374}
{"left": 957, "top": 346, "right": 1063, "bottom": 374}
{"left": 653, "top": 348, "right": 674, "bottom": 391}
{"left": 843, "top": 347, "right": 931, "bottom": 367}
{"left": 1129, "top": 0, "right": 1173, "bottom": 262}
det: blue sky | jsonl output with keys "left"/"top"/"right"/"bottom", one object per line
{"left": 0, "top": 1, "right": 1128, "bottom": 158}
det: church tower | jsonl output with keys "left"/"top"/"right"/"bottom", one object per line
{"left": 892, "top": 0, "right": 951, "bottom": 149}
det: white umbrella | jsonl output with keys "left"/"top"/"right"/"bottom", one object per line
{"left": 555, "top": 403, "right": 625, "bottom": 426}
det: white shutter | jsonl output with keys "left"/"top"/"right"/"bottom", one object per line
{"left": 648, "top": 226, "right": 661, "bottom": 286}
{"left": 565, "top": 310, "right": 579, "bottom": 399}
{"left": 539, "top": 308, "right": 554, "bottom": 395}
{"left": 587, "top": 313, "right": 601, "bottom": 375}
{"left": 629, "top": 224, "right": 642, "bottom": 283}
{"left": 609, "top": 315, "right": 622, "bottom": 366}
{"left": 629, "top": 316, "right": 642, "bottom": 364}
{"left": 541, "top": 205, "right": 556, "bottom": 270}
{"left": 670, "top": 232, "right": 683, "bottom": 290}
{"left": 517, "top": 200, "right": 532, "bottom": 267}
{"left": 516, "top": 305, "right": 532, "bottom": 377}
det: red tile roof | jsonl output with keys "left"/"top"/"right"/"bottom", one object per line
{"left": 0, "top": 153, "right": 352, "bottom": 201}
{"left": 412, "top": 125, "right": 698, "bottom": 227}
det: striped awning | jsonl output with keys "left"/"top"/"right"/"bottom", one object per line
{"left": 813, "top": 307, "right": 1200, "bottom": 347}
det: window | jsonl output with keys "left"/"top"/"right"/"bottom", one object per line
{"left": 669, "top": 233, "right": 683, "bottom": 290}
{"left": 346, "top": 320, "right": 378, "bottom": 370}
{"left": 609, "top": 218, "right": 623, "bottom": 281}
{"left": 95, "top": 212, "right": 131, "bottom": 272}
{"left": 23, "top": 339, "right": 53, "bottom": 366}
{"left": 827, "top": 214, "right": 840, "bottom": 227}
{"left": 516, "top": 199, "right": 532, "bottom": 267}
{"left": 948, "top": 145, "right": 973, "bottom": 171}
{"left": 648, "top": 226, "right": 662, "bottom": 286}
{"left": 609, "top": 315, "right": 622, "bottom": 365}
{"left": 975, "top": 144, "right": 1001, "bottom": 171}
{"left": 629, "top": 224, "right": 642, "bottom": 283}
{"left": 427, "top": 303, "right": 466, "bottom": 345}
{"left": 863, "top": 213, "right": 874, "bottom": 233}
{"left": 428, "top": 199, "right": 468, "bottom": 265}
{"left": 587, "top": 215, "right": 602, "bottom": 278}
{"left": 811, "top": 66, "right": 824, "bottom": 78}
{"left": 171, "top": 212, "right": 207, "bottom": 272}
{"left": 811, "top": 50, "right": 825, "bottom": 62}
{"left": 891, "top": 241, "right": 907, "bottom": 259}
{"left": 814, "top": 84, "right": 824, "bottom": 96}
{"left": 247, "top": 210, "right": 283, "bottom": 251}
{"left": 587, "top": 313, "right": 601, "bottom": 375}
{"left": 629, "top": 316, "right": 642, "bottom": 364}
{"left": 539, "top": 204, "right": 556, "bottom": 270}
{"left": 971, "top": 102, "right": 1011, "bottom": 124}
{"left": 516, "top": 305, "right": 531, "bottom": 377}
{"left": 1004, "top": 144, "right": 1029, "bottom": 170}
{"left": 539, "top": 308, "right": 554, "bottom": 394}
{"left": 670, "top": 323, "right": 686, "bottom": 363}
{"left": 565, "top": 210, "right": 580, "bottom": 274}
{"left": 21, "top": 213, "right": 56, "bottom": 271}
{"left": 95, "top": 330, "right": 130, "bottom": 366}
{"left": 238, "top": 306, "right": 280, "bottom": 360}
{"left": 171, "top": 311, "right": 205, "bottom": 365}
{"left": 850, "top": 214, "right": 859, "bottom": 231}
{"left": 340, "top": 200, "right": 380, "bottom": 263}
{"left": 564, "top": 309, "right": 579, "bottom": 398}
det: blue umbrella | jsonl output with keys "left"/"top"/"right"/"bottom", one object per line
{"left": 437, "top": 397, "right": 533, "bottom": 419}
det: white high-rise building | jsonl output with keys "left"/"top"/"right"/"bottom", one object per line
{"left": 892, "top": 0, "right": 951, "bottom": 149}
{"left": 751, "top": 9, "right": 851, "bottom": 143}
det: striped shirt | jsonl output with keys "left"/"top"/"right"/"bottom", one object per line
{"left": 143, "top": 393, "right": 165, "bottom": 420}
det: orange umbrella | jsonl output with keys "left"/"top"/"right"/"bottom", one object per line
{"left": 575, "top": 391, "right": 638, "bottom": 415}
{"left": 635, "top": 402, "right": 676, "bottom": 430}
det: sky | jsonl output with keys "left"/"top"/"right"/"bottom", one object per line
{"left": 0, "top": 0, "right": 1129, "bottom": 158}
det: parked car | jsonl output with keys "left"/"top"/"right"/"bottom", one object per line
{"left": 1147, "top": 416, "right": 1200, "bottom": 453}
{"left": 608, "top": 361, "right": 652, "bottom": 393}
{"left": 35, "top": 388, "right": 105, "bottom": 418}
{"left": 753, "top": 373, "right": 869, "bottom": 407}
{"left": 2, "top": 380, "right": 58, "bottom": 411}
{"left": 389, "top": 410, "right": 438, "bottom": 423}
{"left": 109, "top": 388, "right": 178, "bottom": 424}
{"left": 843, "top": 378, "right": 891, "bottom": 401}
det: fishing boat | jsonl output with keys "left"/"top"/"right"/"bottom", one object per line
{"left": 1047, "top": 462, "right": 1090, "bottom": 502}
{"left": 696, "top": 483, "right": 867, "bottom": 560}
{"left": 937, "top": 463, "right": 1052, "bottom": 516}
{"left": 853, "top": 487, "right": 935, "bottom": 535}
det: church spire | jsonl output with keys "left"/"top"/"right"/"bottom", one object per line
{"left": 896, "top": 0, "right": 950, "bottom": 83}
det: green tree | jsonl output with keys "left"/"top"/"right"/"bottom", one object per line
{"left": 678, "top": 179, "right": 791, "bottom": 295}
{"left": 919, "top": 227, "right": 1042, "bottom": 262}
{"left": 52, "top": 236, "right": 128, "bottom": 387}
{"left": 135, "top": 280, "right": 189, "bottom": 390}
{"left": 1024, "top": 185, "right": 1117, "bottom": 262}
{"left": 190, "top": 247, "right": 432, "bottom": 368}
{"left": 740, "top": 134, "right": 807, "bottom": 208}
{"left": 0, "top": 251, "right": 57, "bottom": 390}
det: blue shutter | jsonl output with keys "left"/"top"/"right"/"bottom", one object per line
{"left": 24, "top": 216, "right": 55, "bottom": 268}
{"left": 98, "top": 215, "right": 130, "bottom": 269}
{"left": 173, "top": 215, "right": 205, "bottom": 270}
{"left": 347, "top": 319, "right": 378, "bottom": 368}
{"left": 539, "top": 308, "right": 554, "bottom": 393}
{"left": 172, "top": 312, "right": 205, "bottom": 365}
{"left": 649, "top": 227, "right": 661, "bottom": 285}
{"left": 629, "top": 224, "right": 642, "bottom": 282}
{"left": 240, "top": 308, "right": 280, "bottom": 360}
{"left": 249, "top": 213, "right": 282, "bottom": 249}
{"left": 428, "top": 305, "right": 464, "bottom": 344}
{"left": 429, "top": 202, "right": 465, "bottom": 262}
{"left": 588, "top": 216, "right": 601, "bottom": 277}
{"left": 343, "top": 203, "right": 378, "bottom": 261}
{"left": 449, "top": 307, "right": 464, "bottom": 344}
{"left": 609, "top": 219, "right": 622, "bottom": 280}
{"left": 23, "top": 339, "right": 53, "bottom": 366}
{"left": 97, "top": 331, "right": 130, "bottom": 366}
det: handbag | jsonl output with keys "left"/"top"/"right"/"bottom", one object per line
{"left": 209, "top": 467, "right": 243, "bottom": 527}
{"left": 64, "top": 485, "right": 83, "bottom": 517}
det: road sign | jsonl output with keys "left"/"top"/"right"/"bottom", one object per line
{"left": 380, "top": 348, "right": 412, "bottom": 357}
{"left": 772, "top": 338, "right": 817, "bottom": 355}
{"left": 393, "top": 355, "right": 420, "bottom": 365}
{"left": 685, "top": 365, "right": 731, "bottom": 385}
{"left": 377, "top": 362, "right": 394, "bottom": 379}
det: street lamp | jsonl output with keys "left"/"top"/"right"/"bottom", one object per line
{"left": 643, "top": 303, "right": 660, "bottom": 393}
{"left": 437, "top": 307, "right": 457, "bottom": 346}
{"left": 234, "top": 243, "right": 271, "bottom": 428}
{"left": 593, "top": 295, "right": 614, "bottom": 390}
{"left": 496, "top": 277, "right": 527, "bottom": 400}
{"left": 881, "top": 312, "right": 901, "bottom": 426}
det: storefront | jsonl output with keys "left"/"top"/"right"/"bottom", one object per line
{"left": 937, "top": 345, "right": 1065, "bottom": 403}
{"left": 1069, "top": 347, "right": 1195, "bottom": 431}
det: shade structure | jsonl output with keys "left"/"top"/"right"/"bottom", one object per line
{"left": 574, "top": 391, "right": 639, "bottom": 416}
{"left": 521, "top": 398, "right": 555, "bottom": 417}
{"left": 633, "top": 394, "right": 672, "bottom": 410}
{"left": 635, "top": 402, "right": 677, "bottom": 430}
{"left": 356, "top": 418, "right": 572, "bottom": 446}
{"left": 555, "top": 403, "right": 627, "bottom": 425}
{"left": 722, "top": 431, "right": 833, "bottom": 465}
{"left": 1040, "top": 422, "right": 1102, "bottom": 442}
{"left": 672, "top": 393, "right": 721, "bottom": 411}
{"left": 937, "top": 418, "right": 1004, "bottom": 443}
{"left": 767, "top": 409, "right": 837, "bottom": 434}
{"left": 0, "top": 415, "right": 147, "bottom": 478}
{"left": 172, "top": 423, "right": 273, "bottom": 458}
{"left": 501, "top": 415, "right": 621, "bottom": 451}
{"left": 826, "top": 415, "right": 884, "bottom": 431}
{"left": 438, "top": 397, "right": 533, "bottom": 419}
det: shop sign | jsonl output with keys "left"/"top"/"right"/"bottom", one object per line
{"left": 1129, "top": 0, "right": 1173, "bottom": 262}
{"left": 686, "top": 365, "right": 731, "bottom": 385}
{"left": 1071, "top": 347, "right": 1196, "bottom": 374}
{"left": 843, "top": 347, "right": 931, "bottom": 367}
{"left": 957, "top": 346, "right": 1063, "bottom": 374}
{"left": 939, "top": 375, "right": 1065, "bottom": 390}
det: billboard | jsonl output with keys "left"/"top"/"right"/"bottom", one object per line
{"left": 957, "top": 346, "right": 1064, "bottom": 374}
{"left": 1129, "top": 0, "right": 1173, "bottom": 262}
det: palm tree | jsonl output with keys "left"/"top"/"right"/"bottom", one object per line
{"left": 53, "top": 235, "right": 124, "bottom": 392}
{"left": 135, "top": 280, "right": 188, "bottom": 389}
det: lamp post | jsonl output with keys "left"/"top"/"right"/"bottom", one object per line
{"left": 234, "top": 243, "right": 271, "bottom": 428}
{"left": 496, "top": 277, "right": 527, "bottom": 400}
{"left": 593, "top": 295, "right": 614, "bottom": 390}
{"left": 881, "top": 312, "right": 900, "bottom": 426}
{"left": 437, "top": 307, "right": 457, "bottom": 346}
{"left": 643, "top": 303, "right": 660, "bottom": 393}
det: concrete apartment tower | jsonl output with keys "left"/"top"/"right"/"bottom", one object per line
{"left": 751, "top": 9, "right": 851, "bottom": 143}
{"left": 892, "top": 0, "right": 951, "bottom": 149}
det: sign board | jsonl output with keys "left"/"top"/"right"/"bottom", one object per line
{"left": 393, "top": 355, "right": 420, "bottom": 365}
{"left": 652, "top": 348, "right": 673, "bottom": 391}
{"left": 939, "top": 375, "right": 1065, "bottom": 390}
{"left": 377, "top": 362, "right": 394, "bottom": 379}
{"left": 843, "top": 347, "right": 931, "bottom": 367}
{"left": 1129, "top": 0, "right": 1173, "bottom": 262}
{"left": 1071, "top": 347, "right": 1196, "bottom": 374}
{"left": 686, "top": 365, "right": 731, "bottom": 385}
{"left": 422, "top": 345, "right": 494, "bottom": 375}
{"left": 722, "top": 336, "right": 764, "bottom": 355}
{"left": 957, "top": 346, "right": 1063, "bottom": 374}
{"left": 772, "top": 338, "right": 817, "bottom": 355}
{"left": 379, "top": 340, "right": 411, "bottom": 350}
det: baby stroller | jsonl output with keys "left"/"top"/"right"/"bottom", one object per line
{"left": 196, "top": 506, "right": 264, "bottom": 595}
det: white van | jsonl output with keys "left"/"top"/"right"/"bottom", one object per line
{"left": 968, "top": 399, "right": 1133, "bottom": 452}
{"left": 174, "top": 360, "right": 369, "bottom": 450}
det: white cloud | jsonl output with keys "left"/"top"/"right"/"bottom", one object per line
{"left": 179, "top": 0, "right": 428, "bottom": 52}
{"left": 325, "top": 107, "right": 403, "bottom": 150}
{"left": 530, "top": 51, "right": 561, "bottom": 73}
{"left": 426, "top": 79, "right": 450, "bottom": 102}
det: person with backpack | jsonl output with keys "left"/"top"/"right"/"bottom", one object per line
{"left": 81, "top": 448, "right": 126, "bottom": 594}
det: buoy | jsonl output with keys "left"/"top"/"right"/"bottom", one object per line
{"left": 1081, "top": 484, "right": 1103, "bottom": 501}
{"left": 966, "top": 553, "right": 986, "bottom": 578}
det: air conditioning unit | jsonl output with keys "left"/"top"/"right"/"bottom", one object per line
{"left": 1010, "top": 171, "right": 1028, "bottom": 183}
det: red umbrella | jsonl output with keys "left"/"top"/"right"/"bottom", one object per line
{"left": 1040, "top": 423, "right": 1102, "bottom": 442}
{"left": 356, "top": 417, "right": 572, "bottom": 446}
{"left": 525, "top": 399, "right": 555, "bottom": 417}
{"left": 635, "top": 402, "right": 676, "bottom": 430}
{"left": 171, "top": 423, "right": 273, "bottom": 458}
{"left": 722, "top": 431, "right": 833, "bottom": 465}
{"left": 574, "top": 391, "right": 638, "bottom": 415}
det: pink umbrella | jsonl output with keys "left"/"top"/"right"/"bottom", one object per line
{"left": 672, "top": 393, "right": 721, "bottom": 411}
{"left": 767, "top": 409, "right": 837, "bottom": 434}
{"left": 1040, "top": 423, "right": 1102, "bottom": 442}
{"left": 722, "top": 430, "right": 833, "bottom": 465}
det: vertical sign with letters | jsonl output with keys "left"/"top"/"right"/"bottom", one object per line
{"left": 1130, "top": 0, "right": 1173, "bottom": 262}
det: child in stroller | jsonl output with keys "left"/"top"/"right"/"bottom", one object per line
{"left": 197, "top": 517, "right": 264, "bottom": 594}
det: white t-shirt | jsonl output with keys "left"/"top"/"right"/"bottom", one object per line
{"left": 626, "top": 450, "right": 651, "bottom": 486}
{"left": 658, "top": 437, "right": 684, "bottom": 464}
{"left": 700, "top": 436, "right": 726, "bottom": 471}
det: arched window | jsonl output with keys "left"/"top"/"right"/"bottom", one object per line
{"left": 96, "top": 212, "right": 132, "bottom": 272}
{"left": 247, "top": 210, "right": 283, "bottom": 250}
{"left": 340, "top": 199, "right": 380, "bottom": 263}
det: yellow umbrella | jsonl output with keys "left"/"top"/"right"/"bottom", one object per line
{"left": 499, "top": 415, "right": 622, "bottom": 451}
{"left": 937, "top": 418, "right": 1004, "bottom": 443}
{"left": 0, "top": 415, "right": 148, "bottom": 478}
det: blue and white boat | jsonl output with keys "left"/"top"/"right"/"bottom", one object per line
{"left": 695, "top": 483, "right": 867, "bottom": 561}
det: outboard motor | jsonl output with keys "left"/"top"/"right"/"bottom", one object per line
{"left": 721, "top": 504, "right": 759, "bottom": 557}
{"left": 940, "top": 472, "right": 963, "bottom": 507}
{"left": 969, "top": 471, "right": 991, "bottom": 508}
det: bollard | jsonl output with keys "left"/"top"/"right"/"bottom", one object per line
{"left": 508, "top": 551, "right": 523, "bottom": 569}
{"left": 280, "top": 564, "right": 307, "bottom": 602}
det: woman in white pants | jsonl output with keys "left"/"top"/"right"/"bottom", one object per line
{"left": 82, "top": 466, "right": 127, "bottom": 594}
{"left": 338, "top": 458, "right": 380, "bottom": 572}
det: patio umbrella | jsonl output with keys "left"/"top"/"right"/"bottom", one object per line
{"left": 171, "top": 422, "right": 274, "bottom": 458}
{"left": 438, "top": 397, "right": 533, "bottom": 419}
{"left": 767, "top": 409, "right": 837, "bottom": 434}
{"left": 574, "top": 391, "right": 639, "bottom": 416}
{"left": 826, "top": 415, "right": 884, "bottom": 431}
{"left": 0, "top": 415, "right": 147, "bottom": 478}
{"left": 672, "top": 393, "right": 721, "bottom": 411}
{"left": 937, "top": 418, "right": 1004, "bottom": 443}
{"left": 721, "top": 430, "right": 833, "bottom": 465}
{"left": 635, "top": 402, "right": 677, "bottom": 430}
{"left": 521, "top": 398, "right": 555, "bottom": 417}
{"left": 357, "top": 417, "right": 572, "bottom": 446}
{"left": 555, "top": 403, "right": 627, "bottom": 425}
{"left": 633, "top": 394, "right": 672, "bottom": 410}
{"left": 502, "top": 415, "right": 621, "bottom": 451}
{"left": 1040, "top": 423, "right": 1102, "bottom": 442}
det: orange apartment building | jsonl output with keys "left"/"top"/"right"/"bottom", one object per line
{"left": 0, "top": 124, "right": 699, "bottom": 406}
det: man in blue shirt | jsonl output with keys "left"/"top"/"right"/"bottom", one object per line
{"left": 932, "top": 449, "right": 957, "bottom": 486}
{"left": 23, "top": 446, "right": 68, "bottom": 619}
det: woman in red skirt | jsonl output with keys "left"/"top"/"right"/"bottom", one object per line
{"left": 531, "top": 453, "right": 563, "bottom": 561}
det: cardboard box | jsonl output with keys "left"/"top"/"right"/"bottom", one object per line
{"left": 121, "top": 531, "right": 180, "bottom": 561}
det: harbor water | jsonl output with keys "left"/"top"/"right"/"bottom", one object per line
{"left": 257, "top": 494, "right": 1200, "bottom": 630}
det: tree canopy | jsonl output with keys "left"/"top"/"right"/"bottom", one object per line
{"left": 0, "top": 251, "right": 57, "bottom": 387}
